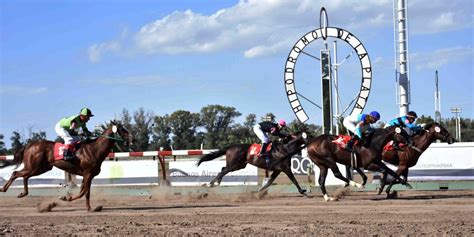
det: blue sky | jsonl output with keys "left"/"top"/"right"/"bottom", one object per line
{"left": 1, "top": 0, "right": 473, "bottom": 146}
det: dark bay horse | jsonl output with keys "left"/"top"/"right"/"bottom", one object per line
{"left": 376, "top": 123, "right": 455, "bottom": 196}
{"left": 306, "top": 126, "right": 410, "bottom": 201}
{"left": 0, "top": 121, "right": 131, "bottom": 211}
{"left": 197, "top": 131, "right": 311, "bottom": 195}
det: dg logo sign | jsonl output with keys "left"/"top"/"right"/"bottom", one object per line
{"left": 291, "top": 155, "right": 314, "bottom": 175}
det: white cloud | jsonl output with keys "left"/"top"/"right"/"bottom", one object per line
{"left": 411, "top": 46, "right": 474, "bottom": 70}
{"left": 0, "top": 86, "right": 47, "bottom": 95}
{"left": 87, "top": 41, "right": 120, "bottom": 63}
{"left": 132, "top": 0, "right": 394, "bottom": 57}
{"left": 89, "top": 0, "right": 472, "bottom": 59}
{"left": 408, "top": 0, "right": 472, "bottom": 34}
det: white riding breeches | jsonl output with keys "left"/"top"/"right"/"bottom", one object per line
{"left": 55, "top": 122, "right": 79, "bottom": 145}
{"left": 253, "top": 124, "right": 270, "bottom": 143}
{"left": 343, "top": 114, "right": 371, "bottom": 137}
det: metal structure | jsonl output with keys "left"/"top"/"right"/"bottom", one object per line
{"left": 435, "top": 70, "right": 442, "bottom": 123}
{"left": 284, "top": 8, "right": 372, "bottom": 135}
{"left": 393, "top": 0, "right": 411, "bottom": 116}
{"left": 451, "top": 107, "right": 462, "bottom": 141}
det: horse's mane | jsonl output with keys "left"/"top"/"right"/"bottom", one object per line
{"left": 82, "top": 137, "right": 99, "bottom": 145}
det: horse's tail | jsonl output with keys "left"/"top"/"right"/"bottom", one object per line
{"left": 0, "top": 146, "right": 25, "bottom": 169}
{"left": 197, "top": 147, "right": 229, "bottom": 166}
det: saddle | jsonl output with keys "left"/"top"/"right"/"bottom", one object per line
{"left": 53, "top": 141, "right": 82, "bottom": 161}
{"left": 247, "top": 143, "right": 273, "bottom": 158}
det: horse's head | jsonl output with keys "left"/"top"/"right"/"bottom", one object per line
{"left": 424, "top": 123, "right": 455, "bottom": 144}
{"left": 108, "top": 120, "right": 133, "bottom": 147}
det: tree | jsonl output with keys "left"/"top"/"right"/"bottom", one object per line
{"left": 200, "top": 105, "right": 242, "bottom": 148}
{"left": 0, "top": 134, "right": 7, "bottom": 155}
{"left": 150, "top": 114, "right": 172, "bottom": 150}
{"left": 26, "top": 131, "right": 46, "bottom": 144}
{"left": 168, "top": 110, "right": 201, "bottom": 149}
{"left": 10, "top": 131, "right": 23, "bottom": 154}
{"left": 132, "top": 108, "right": 153, "bottom": 151}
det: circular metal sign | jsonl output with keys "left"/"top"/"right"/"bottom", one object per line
{"left": 284, "top": 10, "right": 372, "bottom": 123}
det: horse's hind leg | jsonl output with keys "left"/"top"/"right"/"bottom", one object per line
{"left": 0, "top": 170, "right": 34, "bottom": 198}
{"left": 316, "top": 165, "right": 336, "bottom": 201}
{"left": 353, "top": 167, "right": 367, "bottom": 186}
{"left": 282, "top": 169, "right": 307, "bottom": 196}
{"left": 0, "top": 171, "right": 22, "bottom": 193}
{"left": 258, "top": 170, "right": 281, "bottom": 192}
{"left": 327, "top": 159, "right": 363, "bottom": 189}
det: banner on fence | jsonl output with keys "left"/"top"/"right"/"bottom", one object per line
{"left": 77, "top": 160, "right": 159, "bottom": 185}
{"left": 169, "top": 160, "right": 258, "bottom": 186}
{"left": 0, "top": 164, "right": 65, "bottom": 188}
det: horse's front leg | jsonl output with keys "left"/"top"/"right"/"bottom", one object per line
{"left": 62, "top": 174, "right": 92, "bottom": 205}
{"left": 376, "top": 161, "right": 411, "bottom": 188}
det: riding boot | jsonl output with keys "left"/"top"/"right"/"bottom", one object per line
{"left": 345, "top": 137, "right": 356, "bottom": 151}
{"left": 63, "top": 147, "right": 75, "bottom": 161}
{"left": 259, "top": 143, "right": 269, "bottom": 157}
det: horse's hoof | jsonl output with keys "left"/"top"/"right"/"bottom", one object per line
{"left": 93, "top": 206, "right": 103, "bottom": 212}
{"left": 387, "top": 191, "right": 398, "bottom": 199}
{"left": 59, "top": 196, "right": 70, "bottom": 201}
{"left": 323, "top": 194, "right": 338, "bottom": 202}
{"left": 299, "top": 189, "right": 307, "bottom": 194}
{"left": 406, "top": 183, "right": 413, "bottom": 189}
{"left": 376, "top": 188, "right": 383, "bottom": 195}
{"left": 17, "top": 193, "right": 27, "bottom": 198}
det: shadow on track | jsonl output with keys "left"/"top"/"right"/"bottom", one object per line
{"left": 371, "top": 192, "right": 474, "bottom": 201}
{"left": 104, "top": 204, "right": 237, "bottom": 211}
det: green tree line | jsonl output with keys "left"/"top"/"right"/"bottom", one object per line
{"left": 1, "top": 105, "right": 473, "bottom": 155}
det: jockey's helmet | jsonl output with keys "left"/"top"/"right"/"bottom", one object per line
{"left": 407, "top": 111, "right": 418, "bottom": 118}
{"left": 369, "top": 111, "right": 380, "bottom": 121}
{"left": 80, "top": 108, "right": 94, "bottom": 117}
{"left": 278, "top": 119, "right": 286, "bottom": 127}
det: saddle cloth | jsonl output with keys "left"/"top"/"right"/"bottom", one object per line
{"left": 247, "top": 143, "right": 273, "bottom": 157}
{"left": 383, "top": 141, "right": 407, "bottom": 151}
{"left": 53, "top": 142, "right": 81, "bottom": 161}
{"left": 331, "top": 135, "right": 352, "bottom": 149}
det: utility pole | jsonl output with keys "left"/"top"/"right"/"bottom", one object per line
{"left": 451, "top": 107, "right": 462, "bottom": 142}
{"left": 434, "top": 71, "right": 441, "bottom": 123}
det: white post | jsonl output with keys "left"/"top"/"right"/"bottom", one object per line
{"left": 333, "top": 41, "right": 340, "bottom": 135}
{"left": 397, "top": 0, "right": 410, "bottom": 116}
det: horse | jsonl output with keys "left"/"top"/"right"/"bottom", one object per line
{"left": 197, "top": 131, "right": 311, "bottom": 196}
{"left": 0, "top": 120, "right": 131, "bottom": 211}
{"left": 306, "top": 126, "right": 410, "bottom": 201}
{"left": 376, "top": 123, "right": 455, "bottom": 196}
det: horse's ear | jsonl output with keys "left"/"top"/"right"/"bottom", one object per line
{"left": 111, "top": 120, "right": 116, "bottom": 125}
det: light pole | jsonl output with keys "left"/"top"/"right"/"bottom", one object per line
{"left": 451, "top": 107, "right": 462, "bottom": 141}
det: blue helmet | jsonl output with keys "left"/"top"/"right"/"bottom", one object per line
{"left": 369, "top": 111, "right": 380, "bottom": 121}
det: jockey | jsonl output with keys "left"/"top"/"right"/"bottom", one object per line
{"left": 253, "top": 119, "right": 288, "bottom": 166}
{"left": 384, "top": 111, "right": 422, "bottom": 150}
{"left": 55, "top": 108, "right": 94, "bottom": 160}
{"left": 342, "top": 111, "right": 380, "bottom": 151}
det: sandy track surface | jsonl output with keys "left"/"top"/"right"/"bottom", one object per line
{"left": 0, "top": 189, "right": 472, "bottom": 235}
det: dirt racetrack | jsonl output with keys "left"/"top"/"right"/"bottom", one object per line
{"left": 0, "top": 189, "right": 472, "bottom": 236}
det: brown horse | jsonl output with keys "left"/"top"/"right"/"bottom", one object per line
{"left": 377, "top": 123, "right": 455, "bottom": 196}
{"left": 197, "top": 131, "right": 311, "bottom": 195}
{"left": 306, "top": 126, "right": 410, "bottom": 201}
{"left": 0, "top": 120, "right": 131, "bottom": 211}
